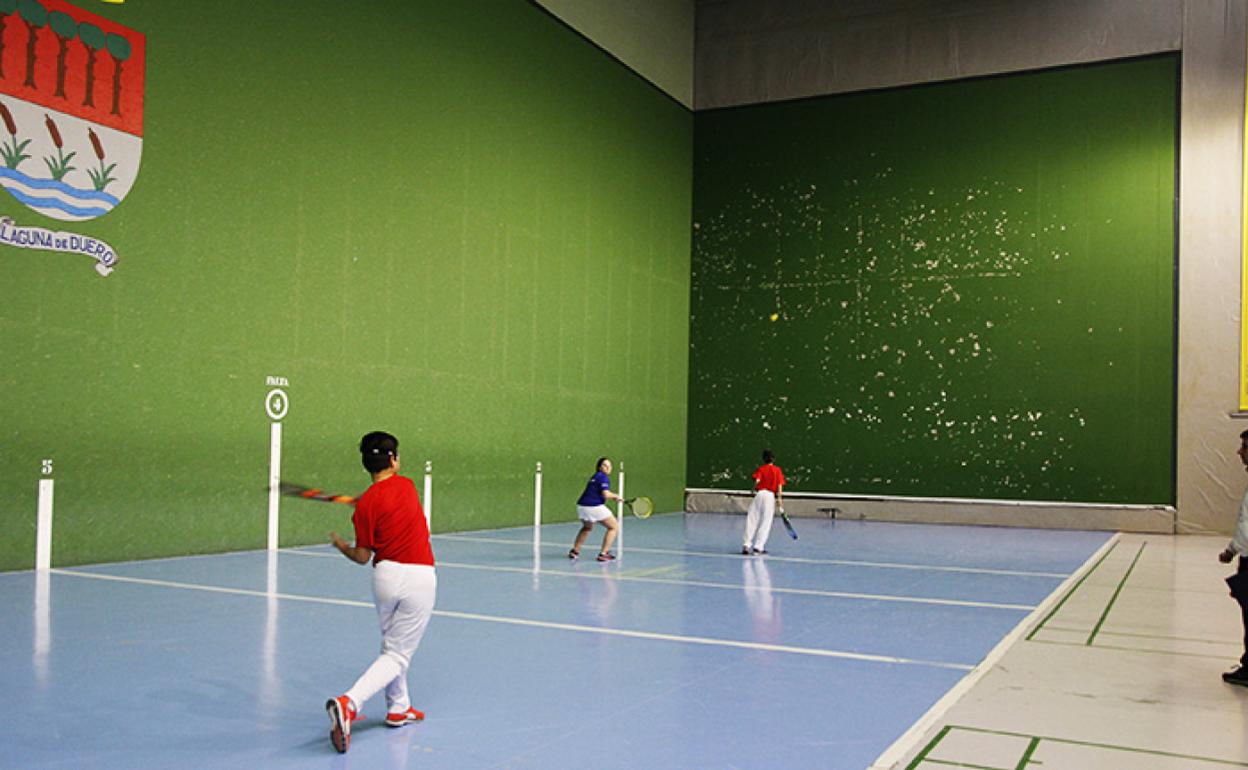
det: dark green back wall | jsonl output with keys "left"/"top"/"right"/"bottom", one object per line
{"left": 689, "top": 56, "right": 1176, "bottom": 505}
{"left": 1, "top": 0, "right": 692, "bottom": 570}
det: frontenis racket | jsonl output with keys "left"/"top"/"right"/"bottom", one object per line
{"left": 779, "top": 508, "right": 798, "bottom": 539}
{"left": 278, "top": 482, "right": 357, "bottom": 505}
{"left": 624, "top": 496, "right": 653, "bottom": 519}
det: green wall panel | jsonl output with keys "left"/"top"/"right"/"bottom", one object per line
{"left": 1, "top": 0, "right": 691, "bottom": 570}
{"left": 688, "top": 56, "right": 1176, "bottom": 506}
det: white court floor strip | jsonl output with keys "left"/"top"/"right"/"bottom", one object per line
{"left": 285, "top": 549, "right": 1033, "bottom": 609}
{"left": 47, "top": 567, "right": 975, "bottom": 670}
{"left": 431, "top": 533, "right": 1070, "bottom": 578}
{"left": 281, "top": 549, "right": 1034, "bottom": 611}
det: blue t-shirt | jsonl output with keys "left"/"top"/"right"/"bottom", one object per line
{"left": 577, "top": 471, "right": 610, "bottom": 507}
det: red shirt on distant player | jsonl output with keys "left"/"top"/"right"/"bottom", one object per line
{"left": 352, "top": 474, "right": 435, "bottom": 567}
{"left": 753, "top": 463, "right": 785, "bottom": 494}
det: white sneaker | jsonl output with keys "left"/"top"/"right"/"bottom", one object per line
{"left": 326, "top": 695, "right": 355, "bottom": 753}
{"left": 385, "top": 707, "right": 426, "bottom": 727}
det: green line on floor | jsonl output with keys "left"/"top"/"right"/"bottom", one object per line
{"left": 1013, "top": 737, "right": 1040, "bottom": 770}
{"left": 926, "top": 759, "right": 1012, "bottom": 770}
{"left": 1028, "top": 637, "right": 1233, "bottom": 661}
{"left": 1025, "top": 539, "right": 1119, "bottom": 641}
{"left": 944, "top": 725, "right": 1248, "bottom": 767}
{"left": 1044, "top": 626, "right": 1236, "bottom": 646}
{"left": 905, "top": 725, "right": 953, "bottom": 770}
{"left": 1086, "top": 542, "right": 1146, "bottom": 646}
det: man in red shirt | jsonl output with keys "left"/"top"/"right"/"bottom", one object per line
{"left": 326, "top": 431, "right": 436, "bottom": 754}
{"left": 743, "top": 449, "right": 785, "bottom": 555}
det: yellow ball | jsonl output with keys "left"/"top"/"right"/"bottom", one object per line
{"left": 769, "top": 313, "right": 779, "bottom": 322}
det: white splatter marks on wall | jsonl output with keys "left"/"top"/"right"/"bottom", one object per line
{"left": 689, "top": 166, "right": 1093, "bottom": 500}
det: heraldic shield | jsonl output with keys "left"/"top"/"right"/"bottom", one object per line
{"left": 0, "top": 0, "right": 144, "bottom": 222}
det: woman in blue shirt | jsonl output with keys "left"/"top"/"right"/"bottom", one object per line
{"left": 569, "top": 457, "right": 622, "bottom": 562}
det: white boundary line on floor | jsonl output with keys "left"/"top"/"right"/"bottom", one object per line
{"left": 686, "top": 487, "right": 1173, "bottom": 511}
{"left": 431, "top": 533, "right": 1070, "bottom": 578}
{"left": 47, "top": 567, "right": 974, "bottom": 671}
{"left": 865, "top": 532, "right": 1123, "bottom": 770}
{"left": 281, "top": 549, "right": 1034, "bottom": 611}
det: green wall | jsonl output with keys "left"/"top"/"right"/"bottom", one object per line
{"left": 689, "top": 55, "right": 1176, "bottom": 505}
{"left": 0, "top": 0, "right": 692, "bottom": 570}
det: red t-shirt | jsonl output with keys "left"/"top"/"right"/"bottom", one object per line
{"left": 753, "top": 463, "right": 785, "bottom": 494}
{"left": 352, "top": 474, "right": 435, "bottom": 567}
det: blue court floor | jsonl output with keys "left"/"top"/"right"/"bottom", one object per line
{"left": 3, "top": 513, "right": 1111, "bottom": 770}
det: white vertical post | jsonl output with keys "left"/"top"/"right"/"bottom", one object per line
{"left": 263, "top": 385, "right": 288, "bottom": 552}
{"left": 616, "top": 462, "right": 625, "bottom": 558}
{"left": 423, "top": 461, "right": 433, "bottom": 529}
{"left": 533, "top": 461, "right": 543, "bottom": 552}
{"left": 36, "top": 473, "right": 54, "bottom": 571}
{"left": 267, "top": 422, "right": 282, "bottom": 551}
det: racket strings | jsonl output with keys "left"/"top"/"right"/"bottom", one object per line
{"left": 627, "top": 496, "right": 654, "bottom": 519}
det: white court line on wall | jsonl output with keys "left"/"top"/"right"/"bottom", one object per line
{"left": 616, "top": 464, "right": 625, "bottom": 558}
{"left": 532, "top": 462, "right": 542, "bottom": 568}
{"left": 267, "top": 422, "right": 282, "bottom": 551}
{"left": 47, "top": 567, "right": 973, "bottom": 671}
{"left": 423, "top": 461, "right": 432, "bottom": 529}
{"left": 433, "top": 533, "right": 1070, "bottom": 579}
{"left": 865, "top": 532, "right": 1123, "bottom": 770}
{"left": 36, "top": 478, "right": 54, "bottom": 570}
{"left": 281, "top": 549, "right": 1033, "bottom": 611}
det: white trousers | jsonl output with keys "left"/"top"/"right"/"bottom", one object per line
{"left": 345, "top": 561, "right": 436, "bottom": 714}
{"left": 743, "top": 490, "right": 776, "bottom": 551}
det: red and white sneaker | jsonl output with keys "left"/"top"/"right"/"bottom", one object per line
{"left": 384, "top": 707, "right": 426, "bottom": 727}
{"left": 326, "top": 695, "right": 356, "bottom": 753}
